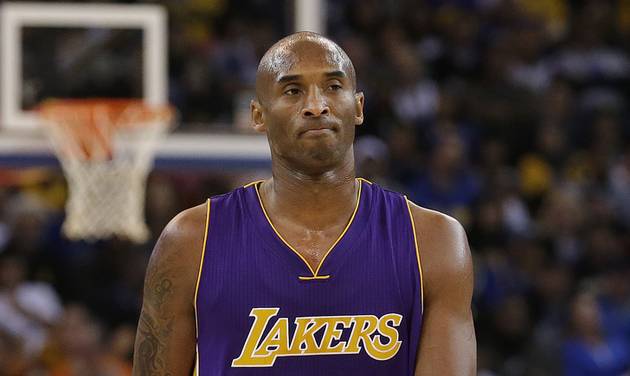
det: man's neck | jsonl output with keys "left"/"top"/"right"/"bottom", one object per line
{"left": 260, "top": 157, "right": 358, "bottom": 230}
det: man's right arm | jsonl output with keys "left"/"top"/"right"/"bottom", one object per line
{"left": 132, "top": 204, "right": 207, "bottom": 376}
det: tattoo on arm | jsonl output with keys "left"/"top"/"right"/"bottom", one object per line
{"left": 133, "top": 252, "right": 178, "bottom": 376}
{"left": 136, "top": 313, "right": 173, "bottom": 375}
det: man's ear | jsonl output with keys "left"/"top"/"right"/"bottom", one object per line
{"left": 354, "top": 92, "right": 365, "bottom": 126}
{"left": 251, "top": 99, "right": 266, "bottom": 133}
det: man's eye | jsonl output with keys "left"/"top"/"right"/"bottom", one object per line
{"left": 329, "top": 84, "right": 342, "bottom": 91}
{"left": 284, "top": 88, "right": 299, "bottom": 96}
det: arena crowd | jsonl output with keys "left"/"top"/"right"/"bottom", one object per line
{"left": 1, "top": 0, "right": 629, "bottom": 374}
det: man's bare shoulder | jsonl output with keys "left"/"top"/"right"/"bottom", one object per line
{"left": 160, "top": 202, "right": 208, "bottom": 248}
{"left": 407, "top": 201, "right": 462, "bottom": 231}
{"left": 148, "top": 202, "right": 209, "bottom": 284}
{"left": 406, "top": 201, "right": 467, "bottom": 252}
{"left": 406, "top": 201, "right": 472, "bottom": 300}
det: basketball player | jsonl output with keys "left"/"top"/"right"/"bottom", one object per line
{"left": 133, "top": 32, "right": 475, "bottom": 375}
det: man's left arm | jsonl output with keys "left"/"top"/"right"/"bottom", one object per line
{"left": 410, "top": 204, "right": 476, "bottom": 375}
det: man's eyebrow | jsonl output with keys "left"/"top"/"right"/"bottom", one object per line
{"left": 325, "top": 70, "right": 347, "bottom": 79}
{"left": 276, "top": 71, "right": 347, "bottom": 84}
{"left": 277, "top": 74, "right": 302, "bottom": 84}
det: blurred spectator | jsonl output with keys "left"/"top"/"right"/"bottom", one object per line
{"left": 0, "top": 332, "right": 29, "bottom": 375}
{"left": 409, "top": 130, "right": 481, "bottom": 223}
{"left": 389, "top": 40, "right": 440, "bottom": 125}
{"left": 598, "top": 266, "right": 630, "bottom": 340}
{"left": 563, "top": 291, "right": 630, "bottom": 376}
{"left": 354, "top": 135, "right": 405, "bottom": 192}
{"left": 0, "top": 255, "right": 62, "bottom": 358}
{"left": 40, "top": 305, "right": 97, "bottom": 374}
{"left": 609, "top": 148, "right": 630, "bottom": 226}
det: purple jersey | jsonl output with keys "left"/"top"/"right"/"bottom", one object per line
{"left": 193, "top": 178, "right": 424, "bottom": 375}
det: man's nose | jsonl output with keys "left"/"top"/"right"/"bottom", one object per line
{"left": 301, "top": 87, "right": 330, "bottom": 117}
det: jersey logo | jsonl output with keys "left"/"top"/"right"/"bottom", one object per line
{"left": 232, "top": 308, "right": 403, "bottom": 367}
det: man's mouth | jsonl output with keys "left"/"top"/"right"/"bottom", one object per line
{"left": 299, "top": 123, "right": 336, "bottom": 136}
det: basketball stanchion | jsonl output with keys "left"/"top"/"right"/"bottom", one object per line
{"left": 38, "top": 99, "right": 174, "bottom": 243}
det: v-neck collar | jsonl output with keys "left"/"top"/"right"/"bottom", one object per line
{"left": 245, "top": 178, "right": 370, "bottom": 280}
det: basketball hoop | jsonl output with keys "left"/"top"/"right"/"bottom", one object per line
{"left": 38, "top": 99, "right": 174, "bottom": 243}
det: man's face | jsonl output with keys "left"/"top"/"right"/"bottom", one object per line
{"left": 252, "top": 41, "right": 364, "bottom": 172}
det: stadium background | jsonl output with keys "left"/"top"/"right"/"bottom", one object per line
{"left": 1, "top": 0, "right": 630, "bottom": 374}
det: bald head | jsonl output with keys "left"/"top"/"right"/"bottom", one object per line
{"left": 255, "top": 32, "right": 357, "bottom": 102}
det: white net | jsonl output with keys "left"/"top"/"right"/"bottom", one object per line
{"left": 39, "top": 100, "right": 173, "bottom": 243}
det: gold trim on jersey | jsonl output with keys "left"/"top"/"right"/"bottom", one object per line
{"left": 244, "top": 180, "right": 265, "bottom": 188}
{"left": 404, "top": 197, "right": 424, "bottom": 312}
{"left": 298, "top": 275, "right": 331, "bottom": 281}
{"left": 254, "top": 179, "right": 362, "bottom": 280}
{"left": 193, "top": 346, "right": 200, "bottom": 376}
{"left": 193, "top": 198, "right": 211, "bottom": 374}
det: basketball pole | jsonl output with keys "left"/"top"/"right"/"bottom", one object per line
{"left": 295, "top": 0, "right": 325, "bottom": 34}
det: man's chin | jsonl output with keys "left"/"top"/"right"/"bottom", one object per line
{"left": 290, "top": 147, "right": 342, "bottom": 171}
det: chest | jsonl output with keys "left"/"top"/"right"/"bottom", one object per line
{"left": 272, "top": 221, "right": 348, "bottom": 271}
{"left": 199, "top": 217, "right": 419, "bottom": 312}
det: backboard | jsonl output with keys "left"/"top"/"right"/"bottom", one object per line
{"left": 0, "top": 2, "right": 270, "bottom": 169}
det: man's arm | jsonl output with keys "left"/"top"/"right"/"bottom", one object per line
{"left": 410, "top": 203, "right": 476, "bottom": 375}
{"left": 133, "top": 204, "right": 207, "bottom": 376}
